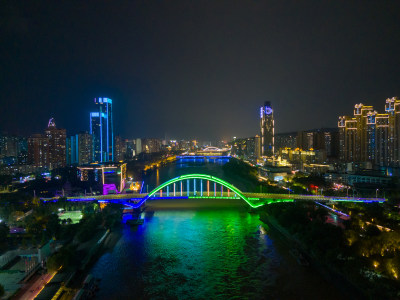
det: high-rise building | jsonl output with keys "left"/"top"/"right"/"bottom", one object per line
{"left": 135, "top": 138, "right": 142, "bottom": 155}
{"left": 338, "top": 97, "right": 400, "bottom": 167}
{"left": 66, "top": 132, "right": 93, "bottom": 165}
{"left": 296, "top": 128, "right": 338, "bottom": 159}
{"left": 231, "top": 136, "right": 260, "bottom": 159}
{"left": 78, "top": 132, "right": 93, "bottom": 165}
{"left": 45, "top": 118, "right": 67, "bottom": 169}
{"left": 114, "top": 135, "right": 125, "bottom": 162}
{"left": 66, "top": 135, "right": 79, "bottom": 165}
{"left": 0, "top": 134, "right": 27, "bottom": 164}
{"left": 274, "top": 132, "right": 297, "bottom": 151}
{"left": 142, "top": 138, "right": 162, "bottom": 153}
{"left": 260, "top": 101, "right": 274, "bottom": 156}
{"left": 255, "top": 135, "right": 261, "bottom": 159}
{"left": 28, "top": 134, "right": 49, "bottom": 167}
{"left": 90, "top": 97, "right": 113, "bottom": 162}
{"left": 124, "top": 139, "right": 135, "bottom": 159}
{"left": 385, "top": 97, "right": 400, "bottom": 165}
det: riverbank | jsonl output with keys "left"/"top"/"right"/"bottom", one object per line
{"left": 259, "top": 211, "right": 364, "bottom": 299}
{"left": 66, "top": 228, "right": 122, "bottom": 291}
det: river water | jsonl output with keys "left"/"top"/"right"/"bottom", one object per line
{"left": 90, "top": 159, "right": 342, "bottom": 299}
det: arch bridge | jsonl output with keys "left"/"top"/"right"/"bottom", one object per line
{"left": 44, "top": 174, "right": 386, "bottom": 209}
{"left": 124, "top": 173, "right": 268, "bottom": 208}
{"left": 94, "top": 174, "right": 385, "bottom": 209}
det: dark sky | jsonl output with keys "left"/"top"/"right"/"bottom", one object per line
{"left": 1, "top": 1, "right": 400, "bottom": 141}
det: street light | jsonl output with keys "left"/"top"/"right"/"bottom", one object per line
{"left": 376, "top": 188, "right": 379, "bottom": 199}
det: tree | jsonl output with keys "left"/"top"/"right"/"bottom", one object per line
{"left": 0, "top": 223, "right": 9, "bottom": 244}
{"left": 46, "top": 246, "right": 73, "bottom": 272}
{"left": 0, "top": 283, "right": 4, "bottom": 298}
{"left": 21, "top": 238, "right": 28, "bottom": 249}
{"left": 32, "top": 197, "right": 41, "bottom": 207}
{"left": 365, "top": 225, "right": 381, "bottom": 237}
{"left": 46, "top": 214, "right": 61, "bottom": 238}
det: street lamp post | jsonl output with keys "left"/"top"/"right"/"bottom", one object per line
{"left": 376, "top": 188, "right": 379, "bottom": 199}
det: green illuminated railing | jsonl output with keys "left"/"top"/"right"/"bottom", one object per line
{"left": 146, "top": 174, "right": 265, "bottom": 208}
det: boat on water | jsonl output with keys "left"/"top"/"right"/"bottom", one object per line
{"left": 289, "top": 249, "right": 309, "bottom": 267}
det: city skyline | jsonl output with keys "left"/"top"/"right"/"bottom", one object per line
{"left": 1, "top": 2, "right": 400, "bottom": 139}
{"left": 2, "top": 2, "right": 400, "bottom": 299}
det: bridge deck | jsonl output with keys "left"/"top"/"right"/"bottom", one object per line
{"left": 44, "top": 192, "right": 385, "bottom": 204}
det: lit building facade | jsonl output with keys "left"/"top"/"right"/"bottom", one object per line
{"left": 27, "top": 118, "right": 66, "bottom": 169}
{"left": 275, "top": 132, "right": 297, "bottom": 151}
{"left": 142, "top": 138, "right": 162, "bottom": 153}
{"left": 296, "top": 129, "right": 339, "bottom": 158}
{"left": 0, "top": 135, "right": 27, "bottom": 165}
{"left": 124, "top": 139, "right": 135, "bottom": 159}
{"left": 338, "top": 97, "right": 400, "bottom": 167}
{"left": 231, "top": 136, "right": 260, "bottom": 159}
{"left": 45, "top": 118, "right": 67, "bottom": 169}
{"left": 28, "top": 134, "right": 49, "bottom": 167}
{"left": 260, "top": 101, "right": 274, "bottom": 156}
{"left": 90, "top": 97, "right": 113, "bottom": 162}
{"left": 135, "top": 138, "right": 142, "bottom": 155}
{"left": 114, "top": 135, "right": 125, "bottom": 161}
{"left": 66, "top": 132, "right": 93, "bottom": 165}
{"left": 77, "top": 162, "right": 127, "bottom": 195}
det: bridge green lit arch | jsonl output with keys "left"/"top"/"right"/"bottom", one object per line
{"left": 146, "top": 174, "right": 264, "bottom": 208}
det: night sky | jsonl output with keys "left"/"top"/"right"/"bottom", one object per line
{"left": 1, "top": 1, "right": 400, "bottom": 141}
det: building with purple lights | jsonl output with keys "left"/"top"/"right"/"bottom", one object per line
{"left": 77, "top": 162, "right": 126, "bottom": 195}
{"left": 260, "top": 101, "right": 274, "bottom": 157}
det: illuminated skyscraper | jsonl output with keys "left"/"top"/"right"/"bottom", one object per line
{"left": 90, "top": 97, "right": 114, "bottom": 162}
{"left": 338, "top": 97, "right": 400, "bottom": 167}
{"left": 114, "top": 135, "right": 125, "bottom": 161}
{"left": 27, "top": 119, "right": 66, "bottom": 169}
{"left": 385, "top": 97, "right": 400, "bottom": 165}
{"left": 66, "top": 132, "right": 93, "bottom": 165}
{"left": 28, "top": 134, "right": 49, "bottom": 167}
{"left": 135, "top": 138, "right": 142, "bottom": 155}
{"left": 45, "top": 118, "right": 66, "bottom": 169}
{"left": 260, "top": 101, "right": 274, "bottom": 156}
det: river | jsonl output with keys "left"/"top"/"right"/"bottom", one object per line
{"left": 89, "top": 158, "right": 343, "bottom": 299}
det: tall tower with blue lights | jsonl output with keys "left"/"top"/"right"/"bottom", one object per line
{"left": 260, "top": 101, "right": 274, "bottom": 156}
{"left": 90, "top": 97, "right": 114, "bottom": 162}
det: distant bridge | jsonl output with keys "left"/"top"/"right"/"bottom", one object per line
{"left": 178, "top": 147, "right": 230, "bottom": 159}
{"left": 43, "top": 174, "right": 386, "bottom": 209}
